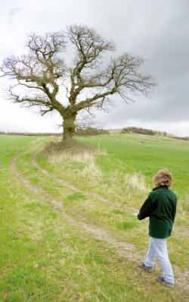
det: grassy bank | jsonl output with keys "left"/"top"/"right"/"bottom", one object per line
{"left": 0, "top": 134, "right": 189, "bottom": 301}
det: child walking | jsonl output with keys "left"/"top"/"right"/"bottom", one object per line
{"left": 137, "top": 169, "right": 177, "bottom": 287}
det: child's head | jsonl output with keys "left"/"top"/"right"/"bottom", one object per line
{"left": 153, "top": 169, "right": 172, "bottom": 187}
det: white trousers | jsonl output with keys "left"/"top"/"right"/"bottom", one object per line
{"left": 144, "top": 237, "right": 174, "bottom": 284}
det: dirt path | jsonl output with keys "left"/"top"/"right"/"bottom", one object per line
{"left": 9, "top": 153, "right": 189, "bottom": 291}
{"left": 10, "top": 155, "right": 136, "bottom": 260}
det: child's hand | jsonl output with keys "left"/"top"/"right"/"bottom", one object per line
{"left": 133, "top": 211, "right": 138, "bottom": 217}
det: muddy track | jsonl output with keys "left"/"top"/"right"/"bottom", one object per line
{"left": 9, "top": 153, "right": 189, "bottom": 291}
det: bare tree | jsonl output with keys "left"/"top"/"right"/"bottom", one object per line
{"left": 0, "top": 25, "right": 154, "bottom": 144}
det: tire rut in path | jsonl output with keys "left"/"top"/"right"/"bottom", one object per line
{"left": 10, "top": 155, "right": 136, "bottom": 261}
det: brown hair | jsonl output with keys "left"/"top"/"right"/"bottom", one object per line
{"left": 153, "top": 169, "right": 172, "bottom": 187}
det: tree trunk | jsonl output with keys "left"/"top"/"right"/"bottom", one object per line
{"left": 62, "top": 112, "right": 77, "bottom": 144}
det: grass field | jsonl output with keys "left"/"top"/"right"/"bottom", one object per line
{"left": 0, "top": 133, "right": 189, "bottom": 302}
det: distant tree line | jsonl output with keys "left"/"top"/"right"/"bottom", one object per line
{"left": 76, "top": 127, "right": 109, "bottom": 135}
{"left": 0, "top": 128, "right": 109, "bottom": 136}
{"left": 121, "top": 127, "right": 167, "bottom": 136}
{"left": 121, "top": 127, "right": 189, "bottom": 140}
{"left": 1, "top": 127, "right": 188, "bottom": 140}
{"left": 0, "top": 131, "right": 61, "bottom": 136}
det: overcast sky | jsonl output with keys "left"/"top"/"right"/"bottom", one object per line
{"left": 0, "top": 0, "right": 188, "bottom": 136}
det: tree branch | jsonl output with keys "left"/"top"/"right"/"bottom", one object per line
{"left": 67, "top": 25, "right": 114, "bottom": 103}
{"left": 74, "top": 88, "right": 116, "bottom": 111}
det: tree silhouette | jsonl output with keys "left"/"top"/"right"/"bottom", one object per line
{"left": 1, "top": 25, "right": 154, "bottom": 143}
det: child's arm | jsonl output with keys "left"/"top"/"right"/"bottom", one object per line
{"left": 171, "top": 197, "right": 177, "bottom": 223}
{"left": 137, "top": 192, "right": 156, "bottom": 220}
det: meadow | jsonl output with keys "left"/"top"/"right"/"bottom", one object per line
{"left": 0, "top": 133, "right": 189, "bottom": 302}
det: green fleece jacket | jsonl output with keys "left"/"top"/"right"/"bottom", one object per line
{"left": 137, "top": 186, "right": 177, "bottom": 239}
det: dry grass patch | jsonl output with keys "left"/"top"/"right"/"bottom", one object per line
{"left": 126, "top": 173, "right": 149, "bottom": 192}
{"left": 42, "top": 139, "right": 106, "bottom": 164}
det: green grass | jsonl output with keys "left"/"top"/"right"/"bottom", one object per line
{"left": 79, "top": 134, "right": 189, "bottom": 194}
{"left": 0, "top": 134, "right": 189, "bottom": 301}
